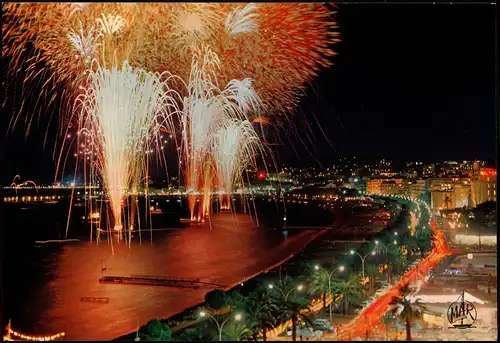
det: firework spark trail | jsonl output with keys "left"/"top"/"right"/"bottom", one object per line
{"left": 73, "top": 60, "right": 181, "bottom": 242}
{"left": 179, "top": 47, "right": 261, "bottom": 220}
{"left": 213, "top": 119, "right": 264, "bottom": 210}
{"left": 3, "top": 2, "right": 339, "bottom": 233}
{"left": 225, "top": 3, "right": 259, "bottom": 36}
{"left": 3, "top": 3, "right": 338, "bottom": 131}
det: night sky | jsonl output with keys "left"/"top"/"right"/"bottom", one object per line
{"left": 1, "top": 3, "right": 497, "bottom": 184}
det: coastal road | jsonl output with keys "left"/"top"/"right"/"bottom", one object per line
{"left": 335, "top": 221, "right": 452, "bottom": 340}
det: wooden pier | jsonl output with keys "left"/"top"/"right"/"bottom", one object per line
{"left": 99, "top": 275, "right": 204, "bottom": 288}
{"left": 129, "top": 275, "right": 226, "bottom": 287}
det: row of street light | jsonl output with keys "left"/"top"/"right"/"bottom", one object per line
{"left": 198, "top": 283, "right": 305, "bottom": 341}
{"left": 268, "top": 283, "right": 303, "bottom": 301}
{"left": 314, "top": 264, "right": 344, "bottom": 322}
{"left": 198, "top": 197, "right": 425, "bottom": 340}
{"left": 199, "top": 311, "right": 242, "bottom": 341}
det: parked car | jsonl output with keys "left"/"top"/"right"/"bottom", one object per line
{"left": 286, "top": 325, "right": 323, "bottom": 338}
{"left": 314, "top": 318, "right": 334, "bottom": 333}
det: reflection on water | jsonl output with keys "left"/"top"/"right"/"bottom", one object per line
{"left": 4, "top": 210, "right": 321, "bottom": 340}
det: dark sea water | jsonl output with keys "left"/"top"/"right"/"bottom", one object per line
{"left": 3, "top": 199, "right": 333, "bottom": 340}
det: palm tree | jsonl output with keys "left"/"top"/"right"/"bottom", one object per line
{"left": 178, "top": 326, "right": 213, "bottom": 341}
{"left": 245, "top": 287, "right": 279, "bottom": 341}
{"left": 390, "top": 251, "right": 409, "bottom": 282}
{"left": 221, "top": 322, "right": 252, "bottom": 341}
{"left": 309, "top": 268, "right": 330, "bottom": 310}
{"left": 331, "top": 275, "right": 364, "bottom": 315}
{"left": 279, "top": 296, "right": 313, "bottom": 342}
{"left": 140, "top": 319, "right": 172, "bottom": 341}
{"left": 389, "top": 286, "right": 428, "bottom": 341}
{"left": 365, "top": 263, "right": 378, "bottom": 294}
{"left": 226, "top": 290, "right": 248, "bottom": 313}
{"left": 403, "top": 236, "right": 420, "bottom": 258}
{"left": 414, "top": 228, "right": 433, "bottom": 256}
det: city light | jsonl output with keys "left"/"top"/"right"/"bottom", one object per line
{"left": 2, "top": 2, "right": 497, "bottom": 341}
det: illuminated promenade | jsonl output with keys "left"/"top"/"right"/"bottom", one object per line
{"left": 334, "top": 221, "right": 452, "bottom": 340}
{"left": 258, "top": 219, "right": 455, "bottom": 341}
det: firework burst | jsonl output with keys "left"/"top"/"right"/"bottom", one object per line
{"left": 67, "top": 24, "right": 103, "bottom": 66}
{"left": 224, "top": 3, "right": 259, "bottom": 36}
{"left": 72, "top": 61, "right": 180, "bottom": 240}
{"left": 213, "top": 119, "right": 264, "bottom": 210}
{"left": 178, "top": 47, "right": 261, "bottom": 220}
{"left": 3, "top": 2, "right": 338, "bottom": 130}
{"left": 3, "top": 2, "right": 339, "bottom": 232}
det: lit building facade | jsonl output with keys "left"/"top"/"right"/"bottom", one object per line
{"left": 380, "top": 180, "right": 404, "bottom": 195}
{"left": 430, "top": 183, "right": 470, "bottom": 210}
{"left": 404, "top": 179, "right": 426, "bottom": 199}
{"left": 471, "top": 167, "right": 496, "bottom": 207}
{"left": 366, "top": 177, "right": 403, "bottom": 195}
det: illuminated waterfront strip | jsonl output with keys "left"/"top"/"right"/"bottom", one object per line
{"left": 7, "top": 328, "right": 65, "bottom": 341}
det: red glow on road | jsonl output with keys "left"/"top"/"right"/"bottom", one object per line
{"left": 337, "top": 221, "right": 451, "bottom": 340}
{"left": 257, "top": 171, "right": 266, "bottom": 180}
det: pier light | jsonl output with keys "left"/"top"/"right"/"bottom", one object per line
{"left": 297, "top": 284, "right": 304, "bottom": 291}
{"left": 394, "top": 231, "right": 398, "bottom": 236}
{"left": 199, "top": 311, "right": 206, "bottom": 317}
{"left": 234, "top": 314, "right": 242, "bottom": 321}
{"left": 350, "top": 250, "right": 355, "bottom": 255}
{"left": 339, "top": 266, "right": 345, "bottom": 272}
{"left": 268, "top": 284, "right": 274, "bottom": 289}
{"left": 393, "top": 240, "right": 398, "bottom": 245}
{"left": 314, "top": 265, "right": 320, "bottom": 270}
{"left": 375, "top": 240, "right": 379, "bottom": 245}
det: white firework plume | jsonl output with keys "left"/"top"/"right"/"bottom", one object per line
{"left": 213, "top": 119, "right": 263, "bottom": 197}
{"left": 74, "top": 61, "right": 180, "bottom": 233}
{"left": 179, "top": 47, "right": 260, "bottom": 219}
{"left": 225, "top": 3, "right": 259, "bottom": 36}
{"left": 67, "top": 24, "right": 103, "bottom": 63}
{"left": 96, "top": 13, "right": 126, "bottom": 36}
{"left": 224, "top": 78, "right": 260, "bottom": 115}
{"left": 69, "top": 3, "right": 90, "bottom": 18}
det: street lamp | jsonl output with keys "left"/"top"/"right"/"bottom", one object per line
{"left": 199, "top": 311, "right": 242, "bottom": 341}
{"left": 350, "top": 250, "right": 376, "bottom": 280}
{"left": 375, "top": 240, "right": 398, "bottom": 255}
{"left": 268, "top": 283, "right": 303, "bottom": 301}
{"left": 314, "top": 264, "right": 345, "bottom": 323}
{"left": 375, "top": 240, "right": 398, "bottom": 283}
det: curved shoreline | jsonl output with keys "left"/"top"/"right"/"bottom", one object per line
{"left": 223, "top": 228, "right": 329, "bottom": 292}
{"left": 114, "top": 228, "right": 330, "bottom": 340}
